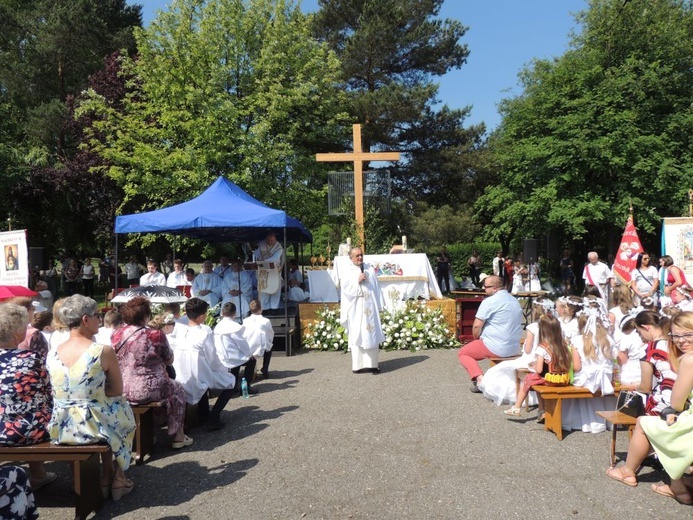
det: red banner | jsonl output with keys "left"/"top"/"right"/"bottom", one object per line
{"left": 612, "top": 216, "right": 644, "bottom": 285}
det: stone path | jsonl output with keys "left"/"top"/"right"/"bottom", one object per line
{"left": 35, "top": 349, "right": 684, "bottom": 519}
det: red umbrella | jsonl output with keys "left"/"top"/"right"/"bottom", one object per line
{"left": 0, "top": 285, "right": 38, "bottom": 301}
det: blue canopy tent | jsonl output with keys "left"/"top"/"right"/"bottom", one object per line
{"left": 114, "top": 176, "right": 312, "bottom": 243}
{"left": 113, "top": 177, "right": 312, "bottom": 348}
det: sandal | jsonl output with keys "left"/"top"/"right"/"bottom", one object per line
{"left": 504, "top": 406, "right": 522, "bottom": 416}
{"left": 30, "top": 471, "right": 57, "bottom": 491}
{"left": 606, "top": 466, "right": 638, "bottom": 487}
{"left": 111, "top": 477, "right": 134, "bottom": 502}
{"left": 536, "top": 412, "right": 546, "bottom": 424}
{"left": 172, "top": 435, "right": 194, "bottom": 449}
{"left": 651, "top": 483, "right": 693, "bottom": 505}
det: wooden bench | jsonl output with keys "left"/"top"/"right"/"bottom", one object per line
{"left": 0, "top": 442, "right": 110, "bottom": 520}
{"left": 488, "top": 355, "right": 520, "bottom": 367}
{"left": 533, "top": 384, "right": 622, "bottom": 440}
{"left": 596, "top": 410, "right": 637, "bottom": 467}
{"left": 131, "top": 400, "right": 166, "bottom": 465}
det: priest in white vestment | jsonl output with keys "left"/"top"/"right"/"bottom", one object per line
{"left": 339, "top": 247, "right": 385, "bottom": 374}
{"left": 192, "top": 260, "right": 222, "bottom": 307}
{"left": 254, "top": 232, "right": 284, "bottom": 310}
{"left": 220, "top": 259, "right": 253, "bottom": 317}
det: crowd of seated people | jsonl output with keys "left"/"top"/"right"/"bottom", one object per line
{"left": 468, "top": 249, "right": 693, "bottom": 505}
{"left": 0, "top": 255, "right": 281, "bottom": 514}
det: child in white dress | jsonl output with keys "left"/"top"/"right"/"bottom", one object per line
{"left": 615, "top": 310, "right": 646, "bottom": 389}
{"left": 479, "top": 298, "right": 555, "bottom": 406}
{"left": 567, "top": 297, "right": 616, "bottom": 433}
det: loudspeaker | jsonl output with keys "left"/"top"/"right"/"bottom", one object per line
{"left": 523, "top": 239, "right": 538, "bottom": 263}
{"left": 29, "top": 247, "right": 47, "bottom": 270}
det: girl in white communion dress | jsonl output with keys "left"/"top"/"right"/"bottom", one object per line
{"left": 478, "top": 298, "right": 556, "bottom": 406}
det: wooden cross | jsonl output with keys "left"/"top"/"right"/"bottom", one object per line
{"left": 316, "top": 124, "right": 400, "bottom": 247}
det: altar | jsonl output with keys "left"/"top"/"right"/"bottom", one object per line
{"left": 307, "top": 253, "right": 443, "bottom": 312}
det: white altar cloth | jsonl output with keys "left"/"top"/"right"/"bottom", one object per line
{"left": 309, "top": 254, "right": 443, "bottom": 312}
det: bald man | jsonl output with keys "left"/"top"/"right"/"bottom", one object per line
{"left": 457, "top": 275, "right": 523, "bottom": 392}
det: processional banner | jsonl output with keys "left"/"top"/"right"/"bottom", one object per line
{"left": 612, "top": 216, "right": 644, "bottom": 285}
{"left": 0, "top": 230, "right": 29, "bottom": 286}
{"left": 662, "top": 217, "right": 693, "bottom": 285}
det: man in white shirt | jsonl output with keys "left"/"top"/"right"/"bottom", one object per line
{"left": 192, "top": 260, "right": 222, "bottom": 307}
{"left": 125, "top": 256, "right": 141, "bottom": 286}
{"left": 140, "top": 260, "right": 166, "bottom": 286}
{"left": 582, "top": 251, "right": 612, "bottom": 300}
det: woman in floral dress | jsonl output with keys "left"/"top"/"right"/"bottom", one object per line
{"left": 46, "top": 295, "right": 136, "bottom": 501}
{"left": 112, "top": 297, "right": 191, "bottom": 449}
{"left": 0, "top": 303, "right": 56, "bottom": 492}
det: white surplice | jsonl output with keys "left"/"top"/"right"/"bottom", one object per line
{"left": 213, "top": 317, "right": 253, "bottom": 369}
{"left": 173, "top": 324, "right": 235, "bottom": 404}
{"left": 339, "top": 261, "right": 385, "bottom": 370}
{"left": 243, "top": 313, "right": 275, "bottom": 358}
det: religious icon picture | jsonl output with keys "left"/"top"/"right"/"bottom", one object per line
{"left": 4, "top": 244, "right": 18, "bottom": 271}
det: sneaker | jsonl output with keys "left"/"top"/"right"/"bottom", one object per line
{"left": 469, "top": 383, "right": 482, "bottom": 393}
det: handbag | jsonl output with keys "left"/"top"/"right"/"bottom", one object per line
{"left": 616, "top": 390, "right": 644, "bottom": 418}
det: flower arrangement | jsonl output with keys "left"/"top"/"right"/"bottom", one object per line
{"left": 304, "top": 306, "right": 348, "bottom": 351}
{"left": 381, "top": 301, "right": 459, "bottom": 351}
{"left": 304, "top": 302, "right": 458, "bottom": 352}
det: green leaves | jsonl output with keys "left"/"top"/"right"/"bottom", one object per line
{"left": 482, "top": 0, "right": 693, "bottom": 251}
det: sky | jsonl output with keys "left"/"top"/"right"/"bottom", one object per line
{"left": 127, "top": 0, "right": 588, "bottom": 131}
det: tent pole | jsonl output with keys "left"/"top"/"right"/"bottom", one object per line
{"left": 114, "top": 234, "right": 119, "bottom": 294}
{"left": 238, "top": 267, "right": 243, "bottom": 324}
{"left": 283, "top": 228, "right": 288, "bottom": 348}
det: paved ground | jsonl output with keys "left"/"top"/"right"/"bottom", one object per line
{"left": 33, "top": 348, "right": 685, "bottom": 519}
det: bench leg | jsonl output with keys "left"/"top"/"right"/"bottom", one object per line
{"left": 543, "top": 398, "right": 565, "bottom": 440}
{"left": 610, "top": 424, "right": 618, "bottom": 467}
{"left": 134, "top": 408, "right": 154, "bottom": 465}
{"left": 72, "top": 452, "right": 104, "bottom": 520}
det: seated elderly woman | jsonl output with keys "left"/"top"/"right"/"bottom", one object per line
{"left": 47, "top": 295, "right": 136, "bottom": 501}
{"left": 111, "top": 297, "right": 192, "bottom": 449}
{"left": 5, "top": 296, "right": 49, "bottom": 357}
{"left": 0, "top": 303, "right": 55, "bottom": 491}
{"left": 607, "top": 311, "right": 693, "bottom": 504}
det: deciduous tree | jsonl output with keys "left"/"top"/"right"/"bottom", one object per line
{"left": 478, "top": 0, "right": 693, "bottom": 254}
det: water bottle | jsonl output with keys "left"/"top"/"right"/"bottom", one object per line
{"left": 612, "top": 361, "right": 620, "bottom": 386}
{"left": 241, "top": 377, "right": 249, "bottom": 399}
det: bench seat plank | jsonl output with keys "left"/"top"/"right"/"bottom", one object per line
{"left": 0, "top": 442, "right": 110, "bottom": 519}
{"left": 532, "top": 384, "right": 622, "bottom": 440}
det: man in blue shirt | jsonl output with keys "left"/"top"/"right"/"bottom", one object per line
{"left": 458, "top": 275, "right": 523, "bottom": 392}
